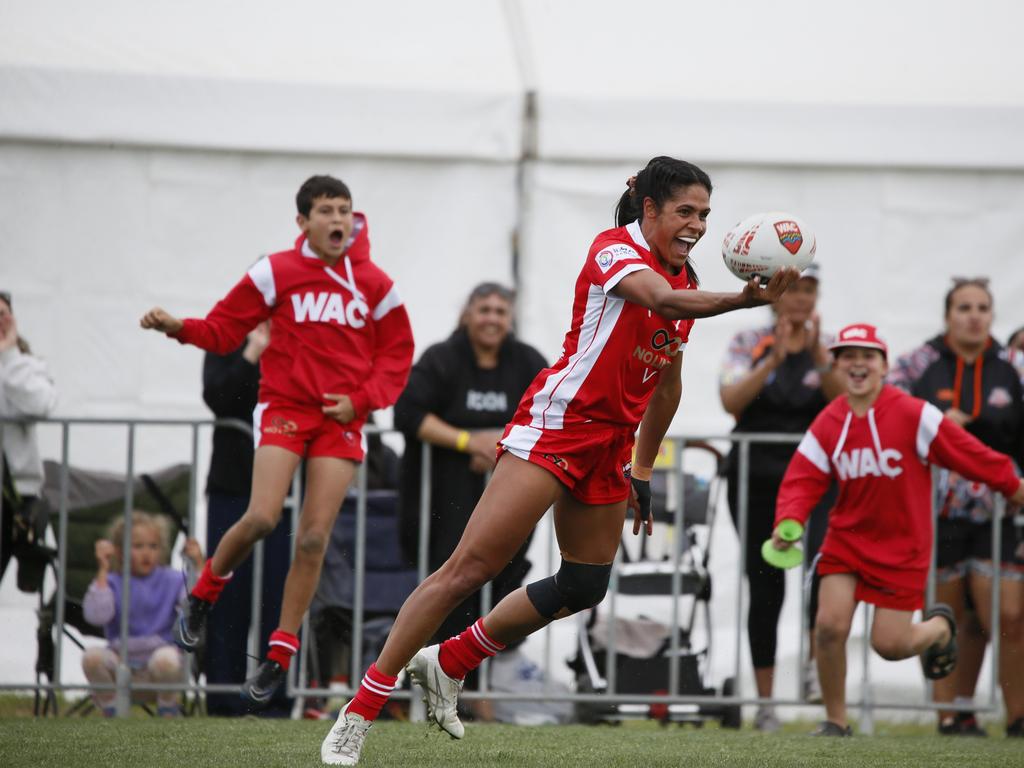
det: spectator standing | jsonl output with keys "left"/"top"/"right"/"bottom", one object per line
{"left": 718, "top": 265, "right": 842, "bottom": 729}
{"left": 0, "top": 290, "right": 58, "bottom": 592}
{"left": 1007, "top": 326, "right": 1024, "bottom": 354}
{"left": 888, "top": 277, "right": 1024, "bottom": 736}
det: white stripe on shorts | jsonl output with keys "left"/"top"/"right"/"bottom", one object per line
{"left": 252, "top": 402, "right": 269, "bottom": 448}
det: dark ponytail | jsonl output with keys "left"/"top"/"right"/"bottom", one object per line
{"left": 614, "top": 156, "right": 712, "bottom": 285}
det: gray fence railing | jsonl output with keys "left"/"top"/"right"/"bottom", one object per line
{"left": 0, "top": 418, "right": 1009, "bottom": 730}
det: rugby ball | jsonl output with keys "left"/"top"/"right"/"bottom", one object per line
{"left": 721, "top": 211, "right": 816, "bottom": 282}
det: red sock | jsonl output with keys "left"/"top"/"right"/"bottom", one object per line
{"left": 191, "top": 559, "right": 232, "bottom": 603}
{"left": 266, "top": 629, "right": 300, "bottom": 670}
{"left": 347, "top": 663, "right": 398, "bottom": 721}
{"left": 438, "top": 619, "right": 506, "bottom": 680}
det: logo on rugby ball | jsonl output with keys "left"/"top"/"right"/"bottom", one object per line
{"left": 774, "top": 220, "right": 803, "bottom": 255}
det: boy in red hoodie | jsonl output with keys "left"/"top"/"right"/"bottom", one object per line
{"left": 774, "top": 323, "right": 1024, "bottom": 736}
{"left": 141, "top": 175, "right": 414, "bottom": 705}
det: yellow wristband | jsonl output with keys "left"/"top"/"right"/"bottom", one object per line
{"left": 631, "top": 464, "right": 653, "bottom": 481}
{"left": 455, "top": 430, "right": 471, "bottom": 453}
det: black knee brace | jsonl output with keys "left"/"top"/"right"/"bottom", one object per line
{"left": 526, "top": 559, "right": 613, "bottom": 619}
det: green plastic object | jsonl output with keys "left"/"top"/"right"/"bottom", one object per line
{"left": 761, "top": 538, "right": 803, "bottom": 569}
{"left": 777, "top": 519, "right": 804, "bottom": 542}
{"left": 761, "top": 520, "right": 805, "bottom": 569}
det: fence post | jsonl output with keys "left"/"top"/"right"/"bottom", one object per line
{"left": 733, "top": 438, "right": 750, "bottom": 706}
{"left": 115, "top": 424, "right": 136, "bottom": 717}
{"left": 409, "top": 442, "right": 432, "bottom": 722}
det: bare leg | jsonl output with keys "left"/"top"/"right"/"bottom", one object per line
{"left": 82, "top": 647, "right": 118, "bottom": 709}
{"left": 932, "top": 576, "right": 968, "bottom": 722}
{"left": 815, "top": 574, "right": 857, "bottom": 728}
{"left": 482, "top": 492, "right": 628, "bottom": 644}
{"left": 968, "top": 571, "right": 1024, "bottom": 721}
{"left": 375, "top": 456, "right": 562, "bottom": 675}
{"left": 954, "top": 609, "right": 989, "bottom": 701}
{"left": 146, "top": 646, "right": 186, "bottom": 709}
{"left": 210, "top": 446, "right": 301, "bottom": 576}
{"left": 277, "top": 457, "right": 356, "bottom": 633}
{"left": 871, "top": 607, "right": 949, "bottom": 660}
{"left": 754, "top": 668, "right": 774, "bottom": 700}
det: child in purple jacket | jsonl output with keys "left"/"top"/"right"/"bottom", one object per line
{"left": 82, "top": 511, "right": 203, "bottom": 716}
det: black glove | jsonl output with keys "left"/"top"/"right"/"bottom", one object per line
{"left": 630, "top": 474, "right": 652, "bottom": 534}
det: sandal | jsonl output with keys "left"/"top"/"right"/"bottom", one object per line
{"left": 920, "top": 603, "right": 958, "bottom": 680}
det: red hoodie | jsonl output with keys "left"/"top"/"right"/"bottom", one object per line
{"left": 776, "top": 385, "right": 1019, "bottom": 590}
{"left": 175, "top": 213, "right": 414, "bottom": 418}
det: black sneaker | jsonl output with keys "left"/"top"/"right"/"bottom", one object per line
{"left": 811, "top": 720, "right": 853, "bottom": 736}
{"left": 173, "top": 595, "right": 212, "bottom": 653}
{"left": 241, "top": 660, "right": 286, "bottom": 708}
{"left": 1007, "top": 717, "right": 1024, "bottom": 737}
{"left": 939, "top": 711, "right": 987, "bottom": 736}
{"left": 957, "top": 712, "right": 988, "bottom": 737}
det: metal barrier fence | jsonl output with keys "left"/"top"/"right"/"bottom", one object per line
{"left": 0, "top": 417, "right": 1011, "bottom": 730}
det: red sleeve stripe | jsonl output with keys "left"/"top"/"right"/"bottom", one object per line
{"left": 916, "top": 401, "right": 943, "bottom": 462}
{"left": 247, "top": 257, "right": 276, "bottom": 307}
{"left": 372, "top": 285, "right": 403, "bottom": 321}
{"left": 797, "top": 431, "right": 831, "bottom": 475}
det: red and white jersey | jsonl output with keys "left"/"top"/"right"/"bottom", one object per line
{"left": 776, "top": 385, "right": 1019, "bottom": 589}
{"left": 511, "top": 221, "right": 694, "bottom": 431}
{"left": 175, "top": 213, "right": 414, "bottom": 418}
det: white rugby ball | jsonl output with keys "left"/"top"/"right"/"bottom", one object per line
{"left": 721, "top": 211, "right": 816, "bottom": 282}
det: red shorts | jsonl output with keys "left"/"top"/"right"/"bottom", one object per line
{"left": 254, "top": 402, "right": 365, "bottom": 461}
{"left": 817, "top": 552, "right": 923, "bottom": 611}
{"left": 498, "top": 422, "right": 635, "bottom": 505}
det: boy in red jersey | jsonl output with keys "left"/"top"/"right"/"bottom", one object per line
{"left": 319, "top": 157, "right": 800, "bottom": 765}
{"left": 773, "top": 323, "right": 1024, "bottom": 736}
{"left": 140, "top": 175, "right": 414, "bottom": 705}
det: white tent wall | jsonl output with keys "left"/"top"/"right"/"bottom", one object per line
{"left": 0, "top": 0, "right": 524, "bottom": 160}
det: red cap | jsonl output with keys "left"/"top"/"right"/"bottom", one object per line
{"left": 829, "top": 323, "right": 888, "bottom": 358}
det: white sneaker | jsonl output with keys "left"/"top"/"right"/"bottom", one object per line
{"left": 803, "top": 660, "right": 823, "bottom": 704}
{"left": 321, "top": 701, "right": 372, "bottom": 766}
{"left": 754, "top": 705, "right": 781, "bottom": 733}
{"left": 406, "top": 645, "right": 465, "bottom": 739}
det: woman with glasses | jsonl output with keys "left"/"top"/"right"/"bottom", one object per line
{"left": 889, "top": 277, "right": 1024, "bottom": 737}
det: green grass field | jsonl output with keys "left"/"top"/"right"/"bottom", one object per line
{"left": 1, "top": 713, "right": 1022, "bottom": 768}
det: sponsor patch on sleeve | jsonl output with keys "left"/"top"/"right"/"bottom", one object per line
{"left": 594, "top": 243, "right": 641, "bottom": 273}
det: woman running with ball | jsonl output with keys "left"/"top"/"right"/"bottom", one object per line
{"left": 320, "top": 156, "right": 800, "bottom": 765}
